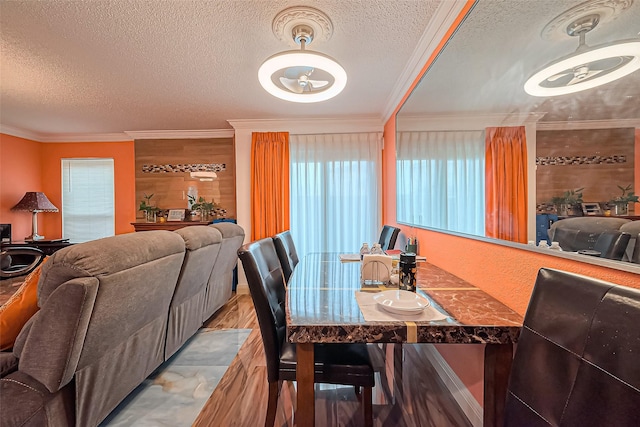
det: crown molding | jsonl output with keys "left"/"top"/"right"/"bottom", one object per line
{"left": 227, "top": 117, "right": 383, "bottom": 134}
{"left": 124, "top": 129, "right": 235, "bottom": 140}
{"left": 536, "top": 118, "right": 640, "bottom": 131}
{"left": 397, "top": 112, "right": 546, "bottom": 131}
{"left": 0, "top": 124, "right": 132, "bottom": 142}
{"left": 381, "top": 0, "right": 470, "bottom": 123}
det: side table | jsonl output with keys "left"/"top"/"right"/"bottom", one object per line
{"left": 1, "top": 239, "right": 73, "bottom": 256}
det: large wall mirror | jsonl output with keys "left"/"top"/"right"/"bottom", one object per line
{"left": 396, "top": 0, "right": 640, "bottom": 267}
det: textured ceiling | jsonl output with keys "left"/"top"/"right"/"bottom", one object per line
{"left": 400, "top": 0, "right": 640, "bottom": 123}
{"left": 0, "top": 0, "right": 442, "bottom": 136}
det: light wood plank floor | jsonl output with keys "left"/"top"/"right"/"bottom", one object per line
{"left": 194, "top": 292, "right": 472, "bottom": 427}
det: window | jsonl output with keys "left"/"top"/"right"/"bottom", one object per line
{"left": 290, "top": 133, "right": 382, "bottom": 257}
{"left": 396, "top": 130, "right": 485, "bottom": 236}
{"left": 62, "top": 158, "right": 115, "bottom": 242}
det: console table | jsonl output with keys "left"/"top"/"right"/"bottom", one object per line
{"left": 1, "top": 239, "right": 72, "bottom": 256}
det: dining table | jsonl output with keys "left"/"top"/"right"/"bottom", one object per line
{"left": 285, "top": 253, "right": 523, "bottom": 426}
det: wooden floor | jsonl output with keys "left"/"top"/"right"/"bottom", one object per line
{"left": 193, "top": 291, "right": 472, "bottom": 427}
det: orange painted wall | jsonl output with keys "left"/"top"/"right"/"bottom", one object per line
{"left": 381, "top": 0, "right": 640, "bottom": 407}
{"left": 0, "top": 134, "right": 44, "bottom": 240}
{"left": 39, "top": 141, "right": 136, "bottom": 237}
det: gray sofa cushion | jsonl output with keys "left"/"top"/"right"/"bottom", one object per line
{"left": 548, "top": 217, "right": 631, "bottom": 241}
{"left": 166, "top": 226, "right": 223, "bottom": 359}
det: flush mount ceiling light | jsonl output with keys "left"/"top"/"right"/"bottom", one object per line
{"left": 258, "top": 6, "right": 347, "bottom": 103}
{"left": 525, "top": 10, "right": 640, "bottom": 97}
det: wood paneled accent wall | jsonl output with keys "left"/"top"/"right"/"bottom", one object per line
{"left": 135, "top": 138, "right": 236, "bottom": 220}
{"left": 536, "top": 128, "right": 635, "bottom": 208}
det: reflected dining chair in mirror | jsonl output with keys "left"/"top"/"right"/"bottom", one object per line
{"left": 272, "top": 230, "right": 299, "bottom": 284}
{"left": 0, "top": 247, "right": 45, "bottom": 280}
{"left": 504, "top": 268, "right": 640, "bottom": 426}
{"left": 632, "top": 235, "right": 640, "bottom": 264}
{"left": 378, "top": 225, "right": 401, "bottom": 251}
{"left": 592, "top": 231, "right": 631, "bottom": 261}
{"left": 238, "top": 239, "right": 374, "bottom": 427}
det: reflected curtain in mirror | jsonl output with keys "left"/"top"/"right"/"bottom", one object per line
{"left": 396, "top": 131, "right": 485, "bottom": 235}
{"left": 485, "top": 126, "right": 528, "bottom": 243}
{"left": 251, "top": 132, "right": 290, "bottom": 240}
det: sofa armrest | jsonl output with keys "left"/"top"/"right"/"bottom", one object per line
{"left": 0, "top": 352, "right": 18, "bottom": 377}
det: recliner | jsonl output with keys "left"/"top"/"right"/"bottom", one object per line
{"left": 378, "top": 225, "right": 401, "bottom": 251}
{"left": 504, "top": 268, "right": 640, "bottom": 426}
{"left": 238, "top": 238, "right": 374, "bottom": 427}
{"left": 272, "top": 230, "right": 299, "bottom": 283}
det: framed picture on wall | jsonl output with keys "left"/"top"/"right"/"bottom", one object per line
{"left": 581, "top": 202, "right": 602, "bottom": 216}
{"left": 167, "top": 209, "right": 186, "bottom": 221}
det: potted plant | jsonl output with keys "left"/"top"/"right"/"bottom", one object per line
{"left": 188, "top": 195, "right": 218, "bottom": 220}
{"left": 139, "top": 193, "right": 159, "bottom": 222}
{"left": 609, "top": 184, "right": 638, "bottom": 216}
{"left": 550, "top": 188, "right": 584, "bottom": 216}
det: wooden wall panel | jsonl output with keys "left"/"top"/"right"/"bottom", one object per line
{"left": 536, "top": 128, "right": 635, "bottom": 211}
{"left": 134, "top": 138, "right": 236, "bottom": 220}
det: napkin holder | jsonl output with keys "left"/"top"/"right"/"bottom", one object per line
{"left": 361, "top": 254, "right": 393, "bottom": 286}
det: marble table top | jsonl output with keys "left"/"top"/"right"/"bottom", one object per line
{"left": 286, "top": 253, "right": 523, "bottom": 344}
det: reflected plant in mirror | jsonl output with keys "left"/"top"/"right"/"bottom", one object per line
{"left": 396, "top": 0, "right": 640, "bottom": 266}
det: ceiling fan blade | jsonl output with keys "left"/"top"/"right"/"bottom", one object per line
{"left": 279, "top": 77, "right": 304, "bottom": 93}
{"left": 284, "top": 66, "right": 315, "bottom": 79}
{"left": 566, "top": 69, "right": 604, "bottom": 86}
{"left": 547, "top": 72, "right": 571, "bottom": 82}
{"left": 308, "top": 79, "right": 329, "bottom": 89}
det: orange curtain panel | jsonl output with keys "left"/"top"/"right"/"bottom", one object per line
{"left": 251, "top": 132, "right": 290, "bottom": 240}
{"left": 485, "top": 126, "right": 528, "bottom": 243}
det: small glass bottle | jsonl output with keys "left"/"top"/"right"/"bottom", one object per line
{"left": 538, "top": 240, "right": 549, "bottom": 249}
{"left": 399, "top": 253, "right": 417, "bottom": 292}
{"left": 359, "top": 243, "right": 370, "bottom": 260}
{"left": 370, "top": 243, "right": 384, "bottom": 255}
{"left": 549, "top": 241, "right": 562, "bottom": 251}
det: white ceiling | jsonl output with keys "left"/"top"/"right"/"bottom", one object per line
{"left": 0, "top": 0, "right": 446, "bottom": 139}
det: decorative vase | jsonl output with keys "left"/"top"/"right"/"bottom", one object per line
{"left": 145, "top": 209, "right": 156, "bottom": 222}
{"left": 613, "top": 203, "right": 628, "bottom": 216}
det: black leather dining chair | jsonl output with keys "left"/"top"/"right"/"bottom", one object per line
{"left": 504, "top": 268, "right": 640, "bottom": 426}
{"left": 238, "top": 239, "right": 374, "bottom": 427}
{"left": 378, "top": 225, "right": 400, "bottom": 251}
{"left": 592, "top": 230, "right": 631, "bottom": 261}
{"left": 549, "top": 227, "right": 581, "bottom": 251}
{"left": 0, "top": 247, "right": 45, "bottom": 280}
{"left": 632, "top": 234, "right": 640, "bottom": 264}
{"left": 272, "top": 230, "right": 299, "bottom": 283}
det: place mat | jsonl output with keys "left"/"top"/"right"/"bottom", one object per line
{"left": 355, "top": 291, "right": 448, "bottom": 322}
{"left": 339, "top": 253, "right": 361, "bottom": 262}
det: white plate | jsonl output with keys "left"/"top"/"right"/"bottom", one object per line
{"left": 373, "top": 290, "right": 430, "bottom": 315}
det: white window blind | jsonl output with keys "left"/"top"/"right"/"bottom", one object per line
{"left": 62, "top": 158, "right": 115, "bottom": 242}
{"left": 396, "top": 130, "right": 485, "bottom": 236}
{"left": 290, "top": 133, "right": 382, "bottom": 258}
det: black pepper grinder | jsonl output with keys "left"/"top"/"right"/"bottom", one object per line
{"left": 399, "top": 252, "right": 417, "bottom": 292}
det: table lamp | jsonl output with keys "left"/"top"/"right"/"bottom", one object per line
{"left": 11, "top": 192, "right": 59, "bottom": 241}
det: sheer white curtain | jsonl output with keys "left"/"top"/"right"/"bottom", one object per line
{"left": 290, "top": 133, "right": 382, "bottom": 258}
{"left": 62, "top": 158, "right": 115, "bottom": 242}
{"left": 397, "top": 130, "right": 485, "bottom": 235}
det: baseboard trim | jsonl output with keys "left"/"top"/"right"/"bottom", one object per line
{"left": 422, "top": 344, "right": 483, "bottom": 427}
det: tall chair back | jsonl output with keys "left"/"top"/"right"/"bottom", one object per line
{"left": 505, "top": 268, "right": 640, "bottom": 426}
{"left": 593, "top": 230, "right": 631, "bottom": 260}
{"left": 378, "top": 225, "right": 401, "bottom": 251}
{"left": 632, "top": 234, "right": 640, "bottom": 264}
{"left": 272, "top": 230, "right": 299, "bottom": 283}
{"left": 238, "top": 238, "right": 287, "bottom": 383}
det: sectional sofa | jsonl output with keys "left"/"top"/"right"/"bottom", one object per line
{"left": 0, "top": 223, "right": 244, "bottom": 426}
